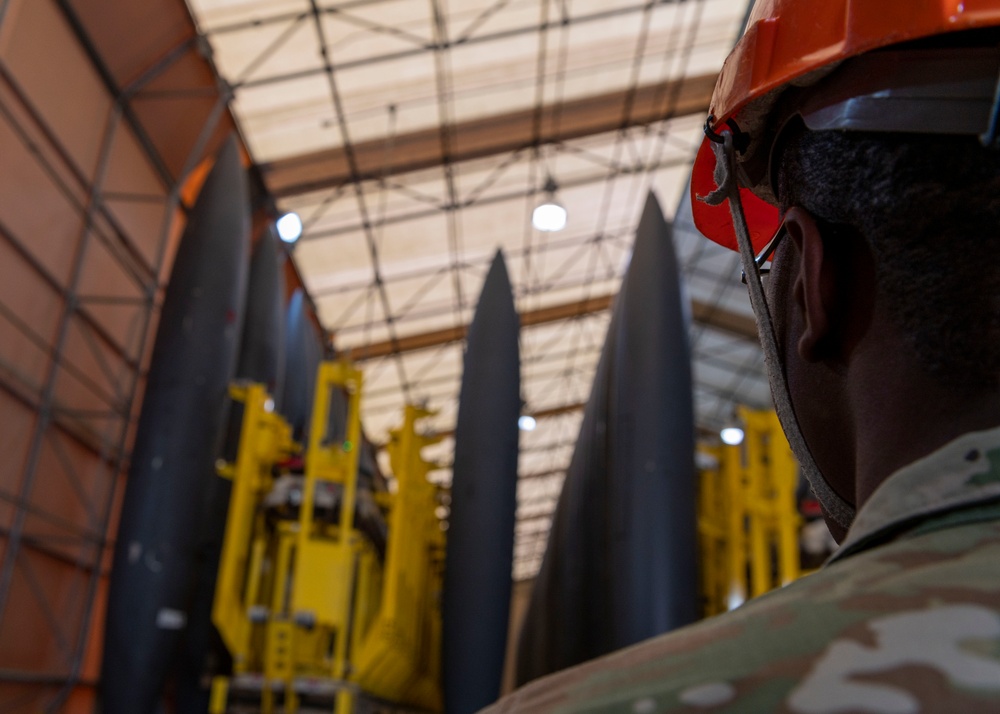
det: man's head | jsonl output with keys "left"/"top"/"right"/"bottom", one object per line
{"left": 775, "top": 126, "right": 1000, "bottom": 393}
{"left": 692, "top": 1, "right": 1000, "bottom": 535}
{"left": 761, "top": 126, "right": 1000, "bottom": 533}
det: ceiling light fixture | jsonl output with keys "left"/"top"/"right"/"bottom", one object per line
{"left": 532, "top": 177, "right": 567, "bottom": 232}
{"left": 518, "top": 415, "right": 537, "bottom": 432}
{"left": 276, "top": 212, "right": 303, "bottom": 244}
{"left": 720, "top": 426, "right": 745, "bottom": 446}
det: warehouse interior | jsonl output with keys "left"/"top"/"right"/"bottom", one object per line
{"left": 0, "top": 0, "right": 810, "bottom": 711}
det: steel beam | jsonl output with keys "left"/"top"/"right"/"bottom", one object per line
{"left": 691, "top": 301, "right": 759, "bottom": 341}
{"left": 262, "top": 72, "right": 716, "bottom": 197}
{"left": 346, "top": 292, "right": 756, "bottom": 361}
{"left": 432, "top": 401, "right": 587, "bottom": 440}
{"left": 530, "top": 402, "right": 586, "bottom": 420}
{"left": 518, "top": 469, "right": 566, "bottom": 482}
{"left": 346, "top": 294, "right": 614, "bottom": 361}
{"left": 300, "top": 151, "right": 693, "bottom": 242}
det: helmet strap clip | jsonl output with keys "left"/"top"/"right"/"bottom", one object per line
{"left": 704, "top": 116, "right": 751, "bottom": 154}
{"left": 981, "top": 59, "right": 1000, "bottom": 148}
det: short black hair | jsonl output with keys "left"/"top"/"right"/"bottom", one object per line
{"left": 775, "top": 124, "right": 1000, "bottom": 391}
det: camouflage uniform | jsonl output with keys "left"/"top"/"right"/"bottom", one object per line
{"left": 484, "top": 427, "right": 1000, "bottom": 713}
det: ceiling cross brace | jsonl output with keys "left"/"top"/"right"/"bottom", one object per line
{"left": 263, "top": 71, "right": 716, "bottom": 197}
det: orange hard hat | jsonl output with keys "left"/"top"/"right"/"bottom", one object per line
{"left": 691, "top": 0, "right": 1000, "bottom": 252}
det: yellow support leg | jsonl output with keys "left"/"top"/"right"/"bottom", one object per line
{"left": 697, "top": 447, "right": 728, "bottom": 617}
{"left": 700, "top": 408, "right": 803, "bottom": 614}
{"left": 766, "top": 410, "right": 801, "bottom": 585}
{"left": 335, "top": 687, "right": 355, "bottom": 714}
{"left": 722, "top": 442, "right": 746, "bottom": 610}
{"left": 209, "top": 676, "right": 228, "bottom": 714}
{"left": 743, "top": 418, "right": 769, "bottom": 598}
{"left": 262, "top": 683, "right": 274, "bottom": 714}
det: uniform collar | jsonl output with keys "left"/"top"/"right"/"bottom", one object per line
{"left": 829, "top": 424, "right": 1000, "bottom": 563}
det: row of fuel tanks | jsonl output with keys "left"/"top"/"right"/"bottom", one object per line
{"left": 97, "top": 135, "right": 521, "bottom": 714}
{"left": 96, "top": 135, "right": 705, "bottom": 713}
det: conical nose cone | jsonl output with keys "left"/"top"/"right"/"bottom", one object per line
{"left": 443, "top": 248, "right": 521, "bottom": 714}
{"left": 204, "top": 135, "right": 244, "bottom": 202}
{"left": 484, "top": 248, "right": 513, "bottom": 299}
{"left": 515, "top": 191, "right": 697, "bottom": 684}
{"left": 147, "top": 136, "right": 249, "bottom": 371}
{"left": 630, "top": 191, "right": 681, "bottom": 286}
{"left": 177, "top": 136, "right": 247, "bottom": 268}
{"left": 609, "top": 190, "right": 697, "bottom": 647}
{"left": 466, "top": 249, "right": 518, "bottom": 346}
{"left": 281, "top": 289, "right": 321, "bottom": 441}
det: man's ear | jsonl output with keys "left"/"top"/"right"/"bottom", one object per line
{"left": 783, "top": 207, "right": 838, "bottom": 363}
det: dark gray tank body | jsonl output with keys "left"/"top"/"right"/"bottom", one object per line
{"left": 516, "top": 192, "right": 697, "bottom": 685}
{"left": 99, "top": 137, "right": 251, "bottom": 713}
{"left": 281, "top": 288, "right": 321, "bottom": 443}
{"left": 234, "top": 227, "right": 287, "bottom": 409}
{"left": 607, "top": 193, "right": 698, "bottom": 646}
{"left": 176, "top": 227, "right": 286, "bottom": 712}
{"left": 515, "top": 307, "right": 619, "bottom": 683}
{"left": 442, "top": 251, "right": 520, "bottom": 714}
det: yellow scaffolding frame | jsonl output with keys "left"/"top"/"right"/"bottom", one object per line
{"left": 697, "top": 408, "right": 801, "bottom": 617}
{"left": 353, "top": 404, "right": 445, "bottom": 712}
{"left": 212, "top": 383, "right": 294, "bottom": 672}
{"left": 209, "top": 365, "right": 444, "bottom": 713}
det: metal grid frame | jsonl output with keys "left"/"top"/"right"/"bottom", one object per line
{"left": 0, "top": 1, "right": 229, "bottom": 704}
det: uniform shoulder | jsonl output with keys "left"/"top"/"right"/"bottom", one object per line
{"left": 486, "top": 519, "right": 1000, "bottom": 713}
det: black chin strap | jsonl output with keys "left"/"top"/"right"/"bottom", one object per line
{"left": 698, "top": 131, "right": 857, "bottom": 532}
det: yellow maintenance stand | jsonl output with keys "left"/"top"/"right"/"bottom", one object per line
{"left": 211, "top": 381, "right": 294, "bottom": 684}
{"left": 698, "top": 408, "right": 802, "bottom": 617}
{"left": 353, "top": 404, "right": 445, "bottom": 711}
{"left": 208, "top": 362, "right": 445, "bottom": 713}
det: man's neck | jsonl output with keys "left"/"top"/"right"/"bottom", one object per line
{"left": 849, "top": 340, "right": 1000, "bottom": 508}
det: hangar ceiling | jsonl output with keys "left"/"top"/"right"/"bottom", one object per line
{"left": 185, "top": 0, "right": 767, "bottom": 580}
